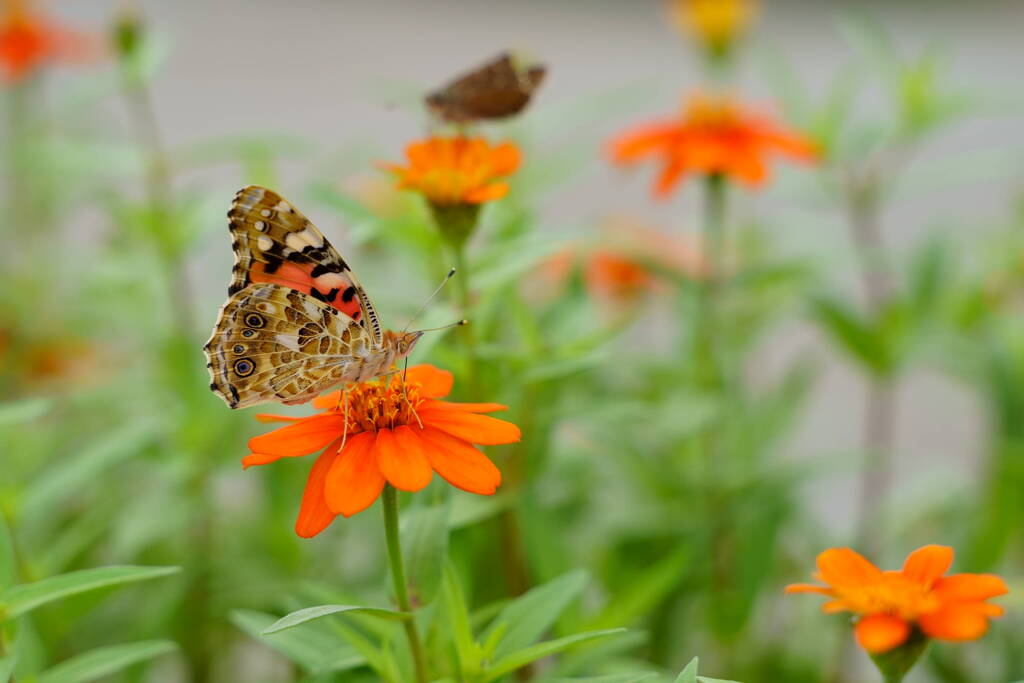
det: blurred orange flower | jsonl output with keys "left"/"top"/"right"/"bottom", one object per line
{"left": 537, "top": 218, "right": 707, "bottom": 308}
{"left": 244, "top": 365, "right": 520, "bottom": 538}
{"left": 671, "top": 0, "right": 756, "bottom": 57}
{"left": 786, "top": 545, "right": 1008, "bottom": 654}
{"left": 384, "top": 136, "right": 520, "bottom": 207}
{"left": 609, "top": 92, "right": 817, "bottom": 198}
{"left": 0, "top": 0, "right": 92, "bottom": 83}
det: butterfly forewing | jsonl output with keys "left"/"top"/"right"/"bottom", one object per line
{"left": 227, "top": 185, "right": 383, "bottom": 345}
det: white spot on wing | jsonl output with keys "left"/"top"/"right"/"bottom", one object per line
{"left": 275, "top": 334, "right": 301, "bottom": 351}
{"left": 257, "top": 235, "right": 273, "bottom": 251}
{"left": 254, "top": 221, "right": 266, "bottom": 231}
{"left": 260, "top": 208, "right": 271, "bottom": 217}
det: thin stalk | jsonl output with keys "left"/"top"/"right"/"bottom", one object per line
{"left": 833, "top": 175, "right": 897, "bottom": 683}
{"left": 846, "top": 180, "right": 895, "bottom": 558}
{"left": 382, "top": 486, "right": 429, "bottom": 683}
{"left": 120, "top": 58, "right": 211, "bottom": 681}
{"left": 450, "top": 243, "right": 480, "bottom": 396}
{"left": 120, "top": 64, "right": 194, "bottom": 333}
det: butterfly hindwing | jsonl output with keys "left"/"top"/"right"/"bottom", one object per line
{"left": 204, "top": 283, "right": 378, "bottom": 409}
{"left": 227, "top": 185, "right": 383, "bottom": 345}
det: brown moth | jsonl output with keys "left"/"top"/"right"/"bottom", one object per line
{"left": 425, "top": 51, "right": 546, "bottom": 124}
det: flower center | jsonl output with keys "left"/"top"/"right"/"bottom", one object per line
{"left": 838, "top": 573, "right": 941, "bottom": 620}
{"left": 683, "top": 95, "right": 741, "bottom": 130}
{"left": 335, "top": 377, "right": 426, "bottom": 433}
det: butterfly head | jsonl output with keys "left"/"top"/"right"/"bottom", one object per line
{"left": 388, "top": 330, "right": 424, "bottom": 359}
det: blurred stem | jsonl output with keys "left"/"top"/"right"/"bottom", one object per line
{"left": 846, "top": 176, "right": 895, "bottom": 557}
{"left": 6, "top": 82, "right": 32, "bottom": 271}
{"left": 120, "top": 56, "right": 210, "bottom": 681}
{"left": 450, "top": 243, "right": 480, "bottom": 396}
{"left": 119, "top": 62, "right": 195, "bottom": 333}
{"left": 382, "top": 486, "right": 429, "bottom": 683}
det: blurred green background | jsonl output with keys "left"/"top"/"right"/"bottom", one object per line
{"left": 1, "top": 1, "right": 1022, "bottom": 682}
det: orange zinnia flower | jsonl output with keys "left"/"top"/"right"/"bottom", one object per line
{"left": 384, "top": 136, "right": 521, "bottom": 207}
{"left": 786, "top": 545, "right": 1008, "bottom": 654}
{"left": 244, "top": 365, "right": 520, "bottom": 538}
{"left": 609, "top": 92, "right": 816, "bottom": 198}
{"left": 0, "top": 0, "right": 92, "bottom": 83}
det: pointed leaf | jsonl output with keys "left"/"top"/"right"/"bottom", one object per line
{"left": 262, "top": 604, "right": 409, "bottom": 634}
{"left": 483, "top": 629, "right": 627, "bottom": 682}
{"left": 3, "top": 565, "right": 179, "bottom": 620}
{"left": 675, "top": 658, "right": 699, "bottom": 683}
{"left": 36, "top": 640, "right": 176, "bottom": 683}
{"left": 0, "top": 398, "right": 52, "bottom": 427}
{"left": 230, "top": 609, "right": 365, "bottom": 675}
{"left": 400, "top": 502, "right": 449, "bottom": 606}
{"left": 486, "top": 569, "right": 588, "bottom": 660}
{"left": 442, "top": 563, "right": 483, "bottom": 674}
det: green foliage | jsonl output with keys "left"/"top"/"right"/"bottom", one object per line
{"left": 1, "top": 4, "right": 1020, "bottom": 683}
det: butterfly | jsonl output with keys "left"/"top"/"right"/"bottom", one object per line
{"left": 204, "top": 186, "right": 423, "bottom": 409}
{"left": 425, "top": 51, "right": 546, "bottom": 124}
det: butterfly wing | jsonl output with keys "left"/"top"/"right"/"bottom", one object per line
{"left": 426, "top": 52, "right": 546, "bottom": 123}
{"left": 227, "top": 185, "right": 383, "bottom": 345}
{"left": 204, "top": 283, "right": 381, "bottom": 409}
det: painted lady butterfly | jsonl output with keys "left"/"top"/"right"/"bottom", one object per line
{"left": 204, "top": 186, "right": 422, "bottom": 409}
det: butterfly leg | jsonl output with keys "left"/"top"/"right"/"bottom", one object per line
{"left": 398, "top": 359, "right": 424, "bottom": 429}
{"left": 335, "top": 388, "right": 351, "bottom": 450}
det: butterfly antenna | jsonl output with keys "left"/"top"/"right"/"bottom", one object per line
{"left": 416, "top": 319, "right": 468, "bottom": 334}
{"left": 403, "top": 268, "right": 457, "bottom": 333}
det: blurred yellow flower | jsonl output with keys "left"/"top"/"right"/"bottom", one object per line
{"left": 671, "top": 0, "right": 756, "bottom": 57}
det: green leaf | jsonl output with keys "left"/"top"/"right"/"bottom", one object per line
{"left": 675, "top": 658, "right": 699, "bottom": 683}
{"left": 230, "top": 609, "right": 365, "bottom": 675}
{"left": 586, "top": 547, "right": 688, "bottom": 630}
{"left": 483, "top": 629, "right": 627, "bottom": 682}
{"left": 485, "top": 569, "right": 588, "bottom": 660}
{"left": 0, "top": 398, "right": 52, "bottom": 427}
{"left": 262, "top": 604, "right": 409, "bottom": 634}
{"left": 36, "top": 640, "right": 176, "bottom": 683}
{"left": 2, "top": 565, "right": 179, "bottom": 620}
{"left": 441, "top": 563, "right": 483, "bottom": 674}
{"left": 545, "top": 675, "right": 657, "bottom": 683}
{"left": 698, "top": 678, "right": 743, "bottom": 683}
{"left": 0, "top": 515, "right": 14, "bottom": 592}
{"left": 811, "top": 296, "right": 889, "bottom": 375}
{"left": 0, "top": 652, "right": 15, "bottom": 682}
{"left": 400, "top": 502, "right": 449, "bottom": 606}
{"left": 21, "top": 422, "right": 159, "bottom": 519}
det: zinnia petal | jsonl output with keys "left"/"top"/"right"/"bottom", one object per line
{"left": 464, "top": 182, "right": 509, "bottom": 203}
{"left": 901, "top": 544, "right": 954, "bottom": 588}
{"left": 374, "top": 426, "right": 433, "bottom": 492}
{"left": 816, "top": 548, "right": 883, "bottom": 590}
{"left": 783, "top": 583, "right": 833, "bottom": 595}
{"left": 855, "top": 613, "right": 910, "bottom": 653}
{"left": 324, "top": 432, "right": 385, "bottom": 517}
{"left": 247, "top": 413, "right": 345, "bottom": 457}
{"left": 918, "top": 602, "right": 996, "bottom": 642}
{"left": 932, "top": 573, "right": 1009, "bottom": 602}
{"left": 419, "top": 408, "right": 521, "bottom": 445}
{"left": 294, "top": 439, "right": 344, "bottom": 538}
{"left": 403, "top": 365, "right": 453, "bottom": 398}
{"left": 418, "top": 426, "right": 501, "bottom": 495}
{"left": 422, "top": 399, "right": 508, "bottom": 413}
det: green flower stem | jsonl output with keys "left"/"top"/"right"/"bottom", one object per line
{"left": 847, "top": 180, "right": 894, "bottom": 559}
{"left": 450, "top": 241, "right": 481, "bottom": 397}
{"left": 382, "top": 486, "right": 429, "bottom": 683}
{"left": 119, "top": 54, "right": 194, "bottom": 334}
{"left": 871, "top": 629, "right": 929, "bottom": 683}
